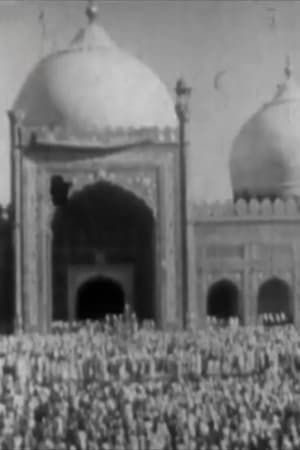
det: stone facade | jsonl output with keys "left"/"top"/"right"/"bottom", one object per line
{"left": 4, "top": 127, "right": 300, "bottom": 332}
{"left": 9, "top": 120, "right": 185, "bottom": 333}
{"left": 5, "top": 114, "right": 300, "bottom": 332}
{"left": 188, "top": 198, "right": 300, "bottom": 328}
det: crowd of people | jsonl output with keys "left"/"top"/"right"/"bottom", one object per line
{"left": 0, "top": 314, "right": 298, "bottom": 449}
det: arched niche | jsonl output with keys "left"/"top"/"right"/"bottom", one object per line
{"left": 207, "top": 278, "right": 240, "bottom": 322}
{"left": 257, "top": 276, "right": 293, "bottom": 324}
{"left": 76, "top": 275, "right": 125, "bottom": 321}
{"left": 51, "top": 179, "right": 156, "bottom": 323}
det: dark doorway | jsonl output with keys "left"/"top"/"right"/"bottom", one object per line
{"left": 76, "top": 276, "right": 125, "bottom": 321}
{"left": 207, "top": 279, "right": 239, "bottom": 320}
{"left": 258, "top": 277, "right": 292, "bottom": 324}
{"left": 52, "top": 180, "right": 155, "bottom": 323}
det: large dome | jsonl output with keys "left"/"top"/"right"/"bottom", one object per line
{"left": 13, "top": 4, "right": 176, "bottom": 139}
{"left": 230, "top": 62, "right": 300, "bottom": 200}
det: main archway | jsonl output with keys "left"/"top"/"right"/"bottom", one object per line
{"left": 207, "top": 279, "right": 240, "bottom": 321}
{"left": 76, "top": 276, "right": 125, "bottom": 320}
{"left": 52, "top": 180, "right": 155, "bottom": 323}
{"left": 257, "top": 277, "right": 292, "bottom": 324}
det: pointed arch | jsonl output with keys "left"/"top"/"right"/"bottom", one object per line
{"left": 257, "top": 277, "right": 292, "bottom": 324}
{"left": 76, "top": 275, "right": 125, "bottom": 320}
{"left": 52, "top": 179, "right": 156, "bottom": 322}
{"left": 207, "top": 279, "right": 240, "bottom": 321}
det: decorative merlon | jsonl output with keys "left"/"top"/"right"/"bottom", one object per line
{"left": 192, "top": 197, "right": 300, "bottom": 221}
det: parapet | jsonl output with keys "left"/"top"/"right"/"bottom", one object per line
{"left": 192, "top": 197, "right": 300, "bottom": 222}
{"left": 13, "top": 123, "right": 179, "bottom": 149}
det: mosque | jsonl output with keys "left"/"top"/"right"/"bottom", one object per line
{"left": 1, "top": 1, "right": 300, "bottom": 333}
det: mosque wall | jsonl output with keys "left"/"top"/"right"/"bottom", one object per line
{"left": 188, "top": 199, "right": 300, "bottom": 328}
{"left": 13, "top": 133, "right": 184, "bottom": 332}
{"left": 2, "top": 194, "right": 300, "bottom": 331}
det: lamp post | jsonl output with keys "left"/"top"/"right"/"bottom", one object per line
{"left": 175, "top": 78, "right": 191, "bottom": 328}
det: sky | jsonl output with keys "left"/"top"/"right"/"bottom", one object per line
{"left": 0, "top": 0, "right": 300, "bottom": 205}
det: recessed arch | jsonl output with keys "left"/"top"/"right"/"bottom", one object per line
{"left": 52, "top": 179, "right": 156, "bottom": 323}
{"left": 68, "top": 176, "right": 156, "bottom": 218}
{"left": 257, "top": 277, "right": 292, "bottom": 324}
{"left": 207, "top": 279, "right": 240, "bottom": 321}
{"left": 76, "top": 275, "right": 125, "bottom": 320}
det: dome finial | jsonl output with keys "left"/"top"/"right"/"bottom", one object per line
{"left": 284, "top": 54, "right": 292, "bottom": 80}
{"left": 86, "top": 0, "right": 98, "bottom": 24}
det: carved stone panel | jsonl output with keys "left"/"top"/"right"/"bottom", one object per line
{"left": 38, "top": 175, "right": 54, "bottom": 332}
{"left": 22, "top": 159, "right": 39, "bottom": 331}
{"left": 161, "top": 152, "right": 177, "bottom": 325}
{"left": 205, "top": 271, "right": 243, "bottom": 289}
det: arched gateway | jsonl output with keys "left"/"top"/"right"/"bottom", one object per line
{"left": 10, "top": 3, "right": 184, "bottom": 333}
{"left": 52, "top": 180, "right": 155, "bottom": 323}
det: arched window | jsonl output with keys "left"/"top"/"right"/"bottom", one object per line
{"left": 257, "top": 277, "right": 292, "bottom": 325}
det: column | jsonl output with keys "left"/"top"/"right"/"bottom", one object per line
{"left": 42, "top": 184, "right": 54, "bottom": 333}
{"left": 187, "top": 218, "right": 197, "bottom": 330}
{"left": 198, "top": 246, "right": 207, "bottom": 329}
{"left": 40, "top": 210, "right": 53, "bottom": 333}
{"left": 13, "top": 146, "right": 23, "bottom": 332}
{"left": 243, "top": 243, "right": 251, "bottom": 325}
{"left": 293, "top": 243, "right": 300, "bottom": 328}
{"left": 47, "top": 228, "right": 53, "bottom": 332}
{"left": 162, "top": 159, "right": 178, "bottom": 330}
{"left": 22, "top": 160, "right": 39, "bottom": 332}
{"left": 9, "top": 111, "right": 24, "bottom": 333}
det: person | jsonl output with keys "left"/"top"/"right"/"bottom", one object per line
{"left": 0, "top": 316, "right": 297, "bottom": 449}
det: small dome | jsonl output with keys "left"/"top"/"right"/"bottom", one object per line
{"left": 230, "top": 60, "right": 300, "bottom": 200}
{"left": 13, "top": 3, "right": 176, "bottom": 140}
